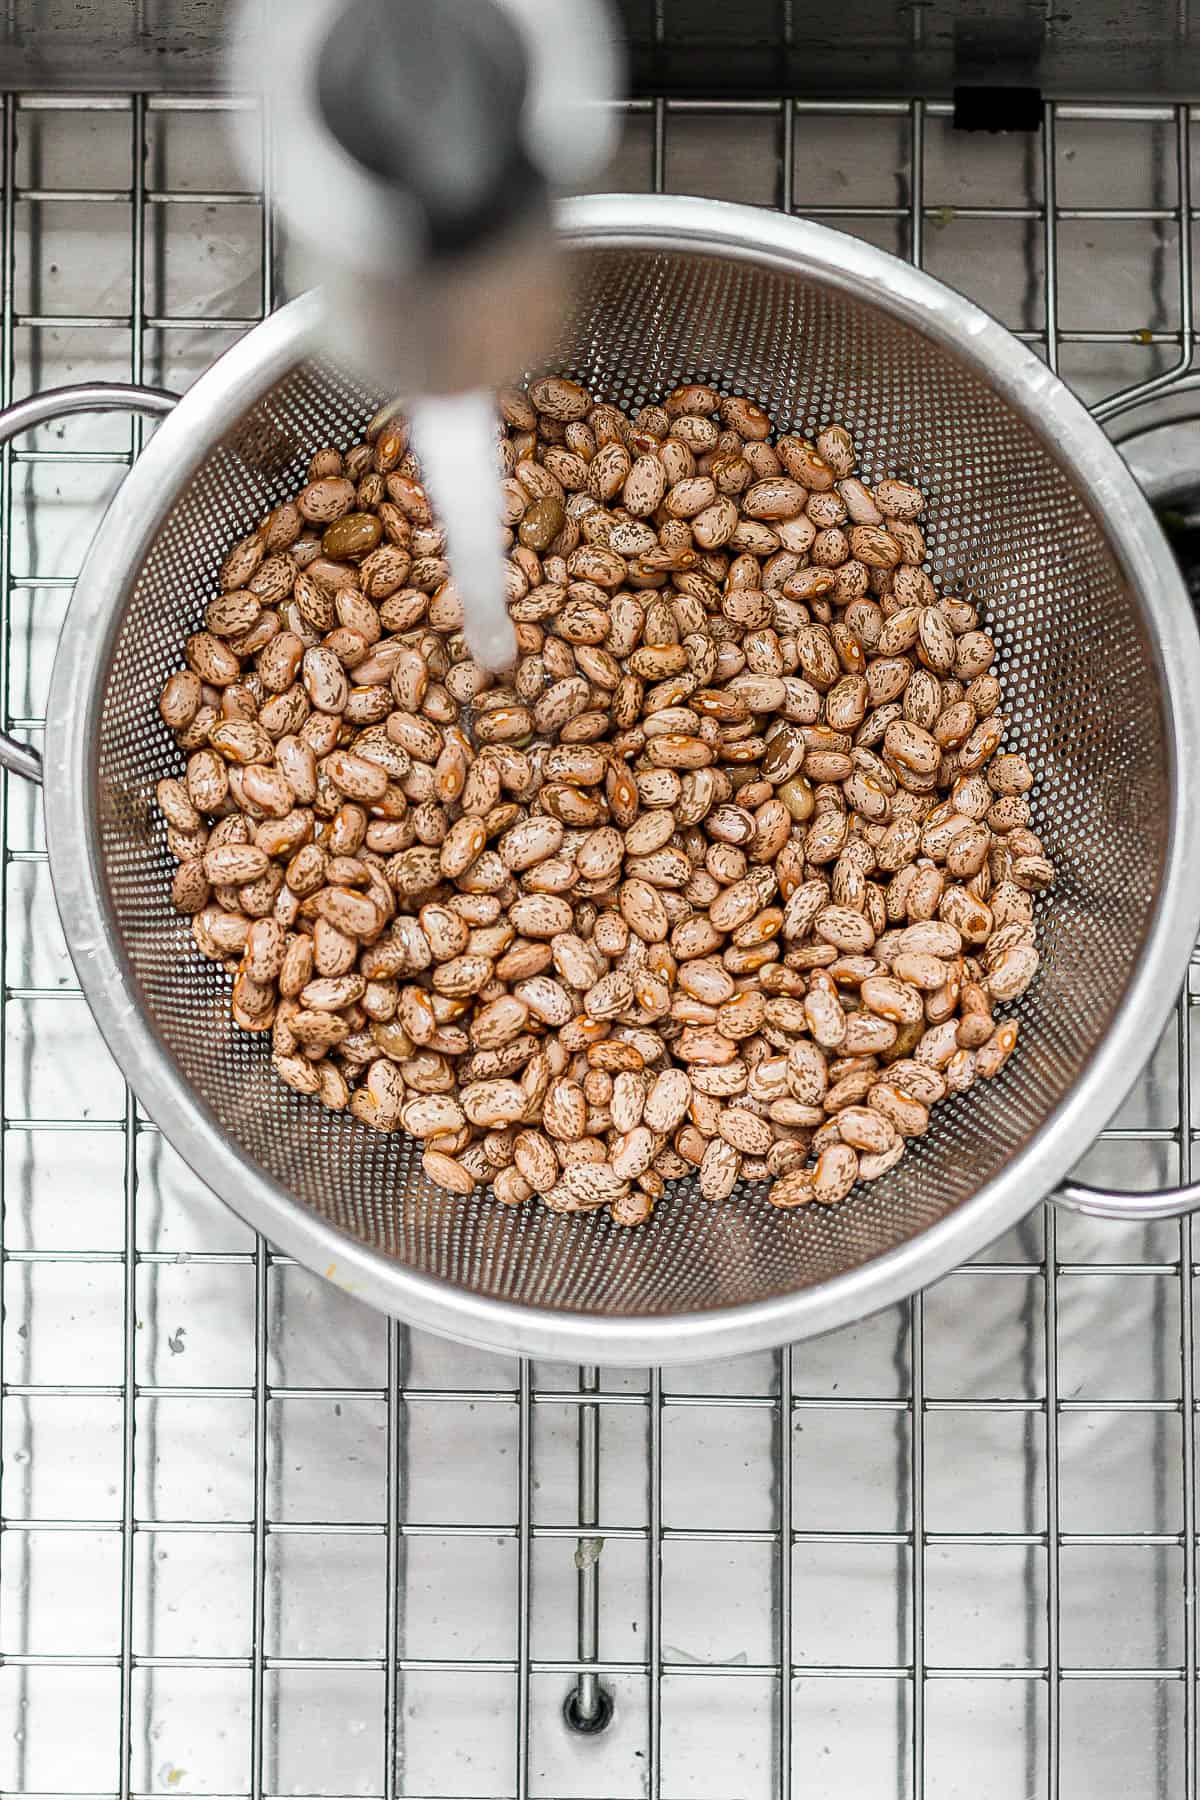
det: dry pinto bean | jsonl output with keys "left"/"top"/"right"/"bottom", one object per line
{"left": 155, "top": 383, "right": 1052, "bottom": 1221}
{"left": 869, "top": 1082, "right": 929, "bottom": 1136}
{"left": 699, "top": 1136, "right": 741, "bottom": 1200}
{"left": 813, "top": 1142, "right": 859, "bottom": 1203}
{"left": 861, "top": 974, "right": 924, "bottom": 1025}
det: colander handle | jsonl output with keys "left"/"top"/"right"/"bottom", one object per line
{"left": 1052, "top": 1178, "right": 1200, "bottom": 1221}
{"left": 0, "top": 382, "right": 179, "bottom": 785}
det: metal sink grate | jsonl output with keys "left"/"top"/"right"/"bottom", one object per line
{"left": 2, "top": 89, "right": 1199, "bottom": 1800}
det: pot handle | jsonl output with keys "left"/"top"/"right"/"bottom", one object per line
{"left": 0, "top": 381, "right": 179, "bottom": 785}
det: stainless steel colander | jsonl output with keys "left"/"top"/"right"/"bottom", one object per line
{"left": 5, "top": 194, "right": 1200, "bottom": 1364}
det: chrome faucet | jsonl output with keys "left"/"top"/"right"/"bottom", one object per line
{"left": 231, "top": 0, "right": 622, "bottom": 395}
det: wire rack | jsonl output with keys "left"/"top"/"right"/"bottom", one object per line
{"left": 2, "top": 89, "right": 1200, "bottom": 1800}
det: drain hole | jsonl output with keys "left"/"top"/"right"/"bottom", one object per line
{"left": 563, "top": 1684, "right": 615, "bottom": 1734}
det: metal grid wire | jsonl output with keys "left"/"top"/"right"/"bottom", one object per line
{"left": 2, "top": 90, "right": 1200, "bottom": 1800}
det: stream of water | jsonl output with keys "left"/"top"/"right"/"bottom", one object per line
{"left": 409, "top": 389, "right": 516, "bottom": 673}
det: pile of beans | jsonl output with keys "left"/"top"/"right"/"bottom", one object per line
{"left": 154, "top": 377, "right": 1054, "bottom": 1223}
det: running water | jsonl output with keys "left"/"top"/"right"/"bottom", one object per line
{"left": 409, "top": 389, "right": 516, "bottom": 673}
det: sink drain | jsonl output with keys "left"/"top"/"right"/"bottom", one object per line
{"left": 562, "top": 1685, "right": 615, "bottom": 1734}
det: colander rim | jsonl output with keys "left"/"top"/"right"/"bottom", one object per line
{"left": 43, "top": 193, "right": 1200, "bottom": 1362}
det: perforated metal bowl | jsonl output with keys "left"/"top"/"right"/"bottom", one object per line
{"left": 5, "top": 195, "right": 1200, "bottom": 1363}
